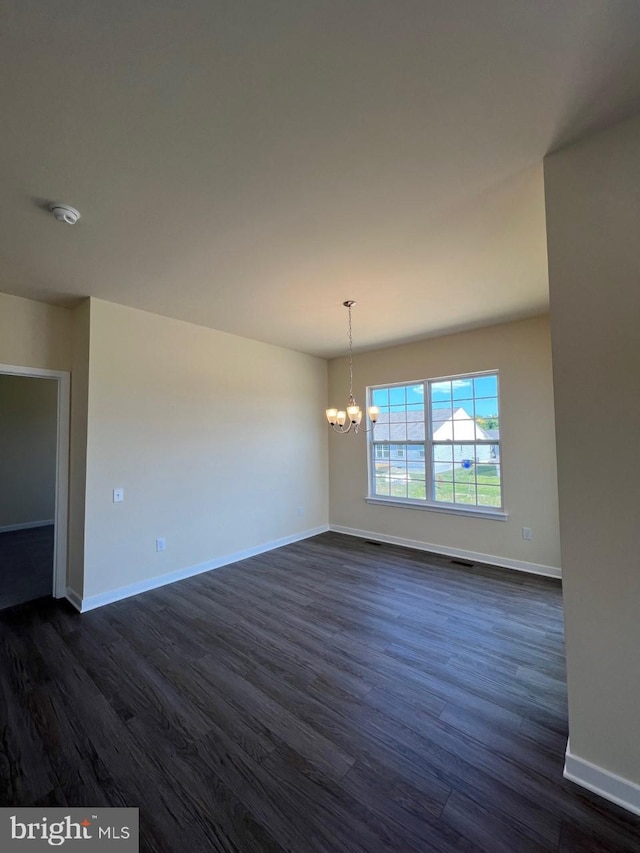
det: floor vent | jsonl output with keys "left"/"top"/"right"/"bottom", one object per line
{"left": 365, "top": 540, "right": 382, "bottom": 546}
{"left": 450, "top": 558, "right": 474, "bottom": 567}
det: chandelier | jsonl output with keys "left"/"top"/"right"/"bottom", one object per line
{"left": 325, "top": 300, "right": 379, "bottom": 434}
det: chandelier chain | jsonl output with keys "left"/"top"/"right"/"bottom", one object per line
{"left": 348, "top": 302, "right": 354, "bottom": 400}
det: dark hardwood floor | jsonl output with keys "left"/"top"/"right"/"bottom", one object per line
{"left": 1, "top": 532, "right": 639, "bottom": 852}
{"left": 0, "top": 524, "right": 54, "bottom": 610}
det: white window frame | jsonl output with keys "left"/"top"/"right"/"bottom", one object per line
{"left": 366, "top": 371, "right": 507, "bottom": 521}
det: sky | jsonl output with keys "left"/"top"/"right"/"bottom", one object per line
{"left": 371, "top": 375, "right": 499, "bottom": 418}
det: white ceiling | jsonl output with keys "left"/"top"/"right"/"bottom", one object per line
{"left": 1, "top": 1, "right": 639, "bottom": 358}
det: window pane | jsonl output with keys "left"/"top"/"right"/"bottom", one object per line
{"left": 407, "top": 419, "right": 425, "bottom": 440}
{"left": 475, "top": 416, "right": 499, "bottom": 437}
{"left": 371, "top": 388, "right": 389, "bottom": 407}
{"left": 476, "top": 463, "right": 500, "bottom": 484}
{"left": 406, "top": 384, "right": 425, "bottom": 404}
{"left": 407, "top": 445, "right": 425, "bottom": 461}
{"left": 408, "top": 480, "right": 426, "bottom": 500}
{"left": 455, "top": 482, "right": 477, "bottom": 504}
{"left": 389, "top": 422, "right": 407, "bottom": 441}
{"left": 375, "top": 476, "right": 390, "bottom": 496}
{"left": 453, "top": 417, "right": 477, "bottom": 441}
{"left": 474, "top": 375, "right": 498, "bottom": 398}
{"left": 433, "top": 443, "right": 453, "bottom": 463}
{"left": 431, "top": 381, "right": 451, "bottom": 401}
{"left": 452, "top": 378, "right": 474, "bottom": 401}
{"left": 434, "top": 479, "right": 453, "bottom": 503}
{"left": 477, "top": 484, "right": 501, "bottom": 507}
{"left": 375, "top": 422, "right": 390, "bottom": 441}
{"left": 390, "top": 460, "right": 407, "bottom": 478}
{"left": 389, "top": 386, "right": 406, "bottom": 405}
{"left": 474, "top": 397, "right": 499, "bottom": 418}
{"left": 475, "top": 444, "right": 496, "bottom": 465}
{"left": 390, "top": 478, "right": 408, "bottom": 498}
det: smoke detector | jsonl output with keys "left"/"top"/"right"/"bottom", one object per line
{"left": 48, "top": 203, "right": 81, "bottom": 225}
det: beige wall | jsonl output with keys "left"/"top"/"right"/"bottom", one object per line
{"left": 545, "top": 114, "right": 640, "bottom": 786}
{"left": 0, "top": 292, "right": 72, "bottom": 371}
{"left": 67, "top": 300, "right": 91, "bottom": 595}
{"left": 328, "top": 316, "right": 561, "bottom": 572}
{"left": 81, "top": 299, "right": 328, "bottom": 598}
{"left": 0, "top": 374, "right": 57, "bottom": 528}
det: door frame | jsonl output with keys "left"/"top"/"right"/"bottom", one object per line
{"left": 0, "top": 363, "right": 70, "bottom": 599}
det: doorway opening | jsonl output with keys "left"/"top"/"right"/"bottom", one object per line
{"left": 0, "top": 364, "right": 70, "bottom": 609}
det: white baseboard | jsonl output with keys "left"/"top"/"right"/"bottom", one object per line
{"left": 564, "top": 743, "right": 640, "bottom": 817}
{"left": 0, "top": 519, "right": 54, "bottom": 533}
{"left": 329, "top": 524, "right": 561, "bottom": 579}
{"left": 65, "top": 524, "right": 330, "bottom": 613}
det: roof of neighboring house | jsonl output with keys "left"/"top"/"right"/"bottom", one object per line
{"left": 432, "top": 407, "right": 455, "bottom": 424}
{"left": 374, "top": 410, "right": 425, "bottom": 441}
{"left": 375, "top": 406, "right": 473, "bottom": 441}
{"left": 373, "top": 407, "right": 500, "bottom": 442}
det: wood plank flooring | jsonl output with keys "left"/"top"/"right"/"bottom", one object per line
{"left": 1, "top": 531, "right": 639, "bottom": 852}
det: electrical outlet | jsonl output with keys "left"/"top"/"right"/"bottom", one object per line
{"left": 156, "top": 537, "right": 167, "bottom": 552}
{"left": 297, "top": 505, "right": 304, "bottom": 518}
{"left": 113, "top": 488, "right": 124, "bottom": 503}
{"left": 522, "top": 527, "right": 532, "bottom": 541}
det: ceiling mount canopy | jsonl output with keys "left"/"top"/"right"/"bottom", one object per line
{"left": 325, "top": 300, "right": 379, "bottom": 435}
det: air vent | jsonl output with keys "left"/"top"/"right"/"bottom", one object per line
{"left": 450, "top": 558, "right": 474, "bottom": 567}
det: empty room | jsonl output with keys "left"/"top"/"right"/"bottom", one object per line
{"left": 1, "top": 2, "right": 639, "bottom": 851}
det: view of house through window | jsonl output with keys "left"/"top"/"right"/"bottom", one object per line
{"left": 369, "top": 372, "right": 501, "bottom": 509}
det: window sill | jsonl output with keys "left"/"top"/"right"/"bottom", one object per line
{"left": 365, "top": 496, "right": 508, "bottom": 521}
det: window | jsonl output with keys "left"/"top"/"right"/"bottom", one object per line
{"left": 368, "top": 372, "right": 502, "bottom": 515}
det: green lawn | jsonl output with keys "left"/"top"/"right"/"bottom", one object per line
{"left": 375, "top": 463, "right": 501, "bottom": 507}
{"left": 434, "top": 464, "right": 501, "bottom": 507}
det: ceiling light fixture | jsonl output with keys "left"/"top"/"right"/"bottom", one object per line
{"left": 326, "top": 300, "right": 379, "bottom": 435}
